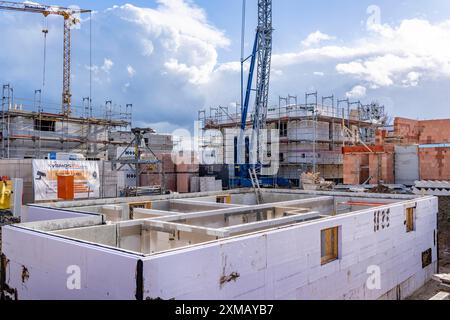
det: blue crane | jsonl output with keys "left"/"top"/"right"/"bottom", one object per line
{"left": 233, "top": 0, "right": 289, "bottom": 188}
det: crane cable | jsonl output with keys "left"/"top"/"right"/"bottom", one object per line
{"left": 42, "top": 17, "right": 49, "bottom": 89}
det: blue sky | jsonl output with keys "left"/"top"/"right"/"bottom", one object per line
{"left": 1, "top": 0, "right": 450, "bottom": 133}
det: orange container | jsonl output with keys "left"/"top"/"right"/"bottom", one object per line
{"left": 57, "top": 175, "right": 75, "bottom": 201}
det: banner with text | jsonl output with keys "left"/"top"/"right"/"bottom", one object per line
{"left": 32, "top": 160, "right": 100, "bottom": 201}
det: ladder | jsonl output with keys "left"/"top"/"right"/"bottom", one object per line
{"left": 249, "top": 168, "right": 263, "bottom": 204}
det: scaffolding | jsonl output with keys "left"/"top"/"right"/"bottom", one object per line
{"left": 199, "top": 91, "right": 386, "bottom": 185}
{"left": 0, "top": 84, "right": 132, "bottom": 159}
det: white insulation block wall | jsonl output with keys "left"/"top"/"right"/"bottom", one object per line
{"left": 142, "top": 197, "right": 438, "bottom": 300}
{"left": 1, "top": 226, "right": 139, "bottom": 300}
{"left": 1, "top": 196, "right": 438, "bottom": 300}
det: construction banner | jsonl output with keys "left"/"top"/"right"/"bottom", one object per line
{"left": 32, "top": 160, "right": 100, "bottom": 201}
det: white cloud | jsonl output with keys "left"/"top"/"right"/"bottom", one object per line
{"left": 3, "top": 1, "right": 450, "bottom": 130}
{"left": 275, "top": 19, "right": 450, "bottom": 89}
{"left": 301, "top": 31, "right": 335, "bottom": 47}
{"left": 127, "top": 65, "right": 136, "bottom": 77}
{"left": 117, "top": 1, "right": 230, "bottom": 85}
{"left": 122, "top": 82, "right": 131, "bottom": 93}
{"left": 346, "top": 85, "right": 367, "bottom": 99}
{"left": 403, "top": 71, "right": 421, "bottom": 87}
{"left": 141, "top": 39, "right": 155, "bottom": 56}
{"left": 101, "top": 58, "right": 114, "bottom": 73}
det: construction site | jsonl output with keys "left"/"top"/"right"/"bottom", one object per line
{"left": 0, "top": 0, "right": 449, "bottom": 302}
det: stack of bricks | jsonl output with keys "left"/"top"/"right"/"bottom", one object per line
{"left": 140, "top": 153, "right": 177, "bottom": 191}
{"left": 174, "top": 152, "right": 200, "bottom": 193}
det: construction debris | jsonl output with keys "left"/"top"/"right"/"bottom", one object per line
{"left": 368, "top": 184, "right": 394, "bottom": 194}
{"left": 429, "top": 292, "right": 450, "bottom": 300}
{"left": 301, "top": 172, "right": 334, "bottom": 190}
{"left": 413, "top": 181, "right": 450, "bottom": 196}
{"left": 432, "top": 274, "right": 450, "bottom": 292}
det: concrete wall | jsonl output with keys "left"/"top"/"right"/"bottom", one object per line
{"left": 2, "top": 195, "right": 438, "bottom": 300}
{"left": 22, "top": 205, "right": 99, "bottom": 223}
{"left": 395, "top": 146, "right": 420, "bottom": 186}
{"left": 142, "top": 196, "right": 437, "bottom": 300}
{"left": 0, "top": 159, "right": 33, "bottom": 204}
{"left": 1, "top": 226, "right": 139, "bottom": 300}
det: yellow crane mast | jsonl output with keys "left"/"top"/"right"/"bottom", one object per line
{"left": 0, "top": 1, "right": 91, "bottom": 116}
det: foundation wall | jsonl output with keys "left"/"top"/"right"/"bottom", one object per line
{"left": 22, "top": 206, "right": 98, "bottom": 223}
{"left": 3, "top": 194, "right": 436, "bottom": 300}
{"left": 1, "top": 226, "right": 138, "bottom": 300}
{"left": 142, "top": 196, "right": 437, "bottom": 300}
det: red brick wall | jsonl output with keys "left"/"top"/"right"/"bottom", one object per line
{"left": 394, "top": 118, "right": 420, "bottom": 144}
{"left": 368, "top": 153, "right": 395, "bottom": 184}
{"left": 343, "top": 154, "right": 363, "bottom": 185}
{"left": 394, "top": 117, "right": 450, "bottom": 145}
{"left": 418, "top": 119, "right": 450, "bottom": 145}
{"left": 419, "top": 147, "right": 450, "bottom": 180}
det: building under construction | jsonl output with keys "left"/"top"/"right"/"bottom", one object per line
{"left": 199, "top": 94, "right": 386, "bottom": 186}
{"left": 0, "top": 85, "right": 134, "bottom": 160}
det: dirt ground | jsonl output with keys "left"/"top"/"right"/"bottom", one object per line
{"left": 408, "top": 196, "right": 450, "bottom": 300}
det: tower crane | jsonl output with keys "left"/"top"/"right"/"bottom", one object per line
{"left": 0, "top": 1, "right": 91, "bottom": 116}
{"left": 235, "top": 0, "right": 288, "bottom": 188}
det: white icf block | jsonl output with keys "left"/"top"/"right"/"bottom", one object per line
{"left": 1, "top": 227, "right": 138, "bottom": 300}
{"left": 141, "top": 197, "right": 438, "bottom": 300}
{"left": 1, "top": 196, "right": 439, "bottom": 300}
{"left": 12, "top": 178, "right": 23, "bottom": 218}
